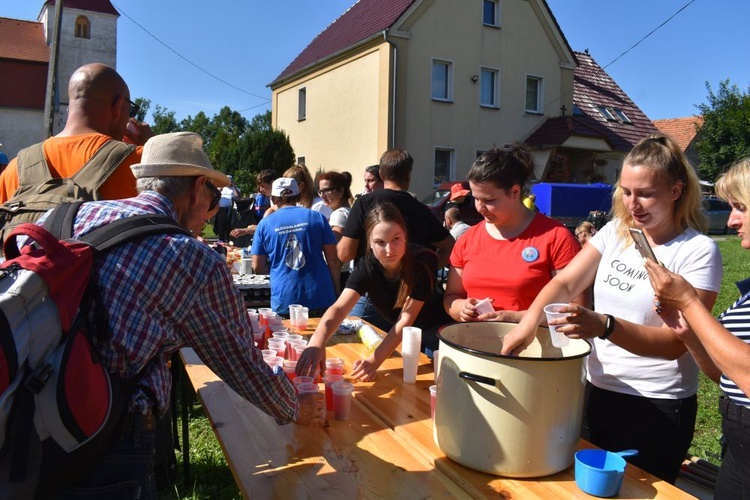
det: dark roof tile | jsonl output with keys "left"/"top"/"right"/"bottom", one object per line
{"left": 44, "top": 0, "right": 119, "bottom": 16}
{"left": 272, "top": 0, "right": 415, "bottom": 85}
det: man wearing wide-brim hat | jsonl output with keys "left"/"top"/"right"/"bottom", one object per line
{"left": 30, "top": 132, "right": 323, "bottom": 497}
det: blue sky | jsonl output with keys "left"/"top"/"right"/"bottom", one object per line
{"left": 5, "top": 0, "right": 748, "bottom": 123}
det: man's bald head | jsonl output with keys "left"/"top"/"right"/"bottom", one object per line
{"left": 61, "top": 63, "right": 131, "bottom": 138}
{"left": 68, "top": 63, "right": 128, "bottom": 103}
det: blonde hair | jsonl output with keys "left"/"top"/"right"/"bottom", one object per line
{"left": 284, "top": 164, "right": 315, "bottom": 208}
{"left": 612, "top": 134, "right": 705, "bottom": 242}
{"left": 716, "top": 157, "right": 750, "bottom": 208}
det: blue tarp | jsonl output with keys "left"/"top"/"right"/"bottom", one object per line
{"left": 531, "top": 183, "right": 613, "bottom": 218}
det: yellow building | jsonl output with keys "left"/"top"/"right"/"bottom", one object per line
{"left": 270, "top": 0, "right": 657, "bottom": 198}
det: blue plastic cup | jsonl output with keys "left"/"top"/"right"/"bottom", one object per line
{"left": 574, "top": 449, "right": 630, "bottom": 497}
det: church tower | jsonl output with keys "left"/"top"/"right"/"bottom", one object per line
{"left": 38, "top": 0, "right": 120, "bottom": 133}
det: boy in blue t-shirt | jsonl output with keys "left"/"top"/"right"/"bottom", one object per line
{"left": 254, "top": 169, "right": 276, "bottom": 221}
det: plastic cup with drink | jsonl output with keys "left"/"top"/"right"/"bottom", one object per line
{"left": 324, "top": 373, "right": 344, "bottom": 412}
{"left": 331, "top": 381, "right": 354, "bottom": 421}
{"left": 543, "top": 303, "right": 571, "bottom": 348}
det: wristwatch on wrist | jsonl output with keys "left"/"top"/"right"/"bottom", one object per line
{"left": 599, "top": 314, "right": 615, "bottom": 340}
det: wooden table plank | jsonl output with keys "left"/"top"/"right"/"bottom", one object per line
{"left": 180, "top": 348, "right": 464, "bottom": 499}
{"left": 324, "top": 342, "right": 696, "bottom": 499}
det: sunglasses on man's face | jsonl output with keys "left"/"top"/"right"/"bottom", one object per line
{"left": 205, "top": 181, "right": 221, "bottom": 212}
{"left": 112, "top": 95, "right": 140, "bottom": 118}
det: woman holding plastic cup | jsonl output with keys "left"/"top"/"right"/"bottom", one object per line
{"left": 443, "top": 144, "right": 583, "bottom": 323}
{"left": 296, "top": 202, "right": 451, "bottom": 381}
{"left": 500, "top": 135, "right": 723, "bottom": 483}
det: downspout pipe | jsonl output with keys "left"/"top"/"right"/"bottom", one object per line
{"left": 382, "top": 30, "right": 397, "bottom": 149}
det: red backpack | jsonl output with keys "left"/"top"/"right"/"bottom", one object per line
{"left": 0, "top": 202, "right": 190, "bottom": 498}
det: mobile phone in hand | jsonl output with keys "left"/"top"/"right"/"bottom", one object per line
{"left": 629, "top": 228, "right": 657, "bottom": 262}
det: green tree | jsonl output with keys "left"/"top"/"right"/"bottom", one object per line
{"left": 151, "top": 105, "right": 181, "bottom": 135}
{"left": 132, "top": 97, "right": 150, "bottom": 122}
{"left": 695, "top": 79, "right": 750, "bottom": 182}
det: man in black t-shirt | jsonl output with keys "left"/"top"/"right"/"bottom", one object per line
{"left": 338, "top": 149, "right": 454, "bottom": 330}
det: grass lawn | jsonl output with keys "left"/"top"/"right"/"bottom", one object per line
{"left": 160, "top": 236, "right": 745, "bottom": 498}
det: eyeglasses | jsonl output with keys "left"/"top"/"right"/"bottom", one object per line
{"left": 318, "top": 187, "right": 336, "bottom": 195}
{"left": 205, "top": 181, "right": 221, "bottom": 212}
{"left": 112, "top": 95, "right": 140, "bottom": 118}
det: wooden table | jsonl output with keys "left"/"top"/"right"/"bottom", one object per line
{"left": 181, "top": 318, "right": 695, "bottom": 499}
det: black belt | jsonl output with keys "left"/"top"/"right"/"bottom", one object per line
{"left": 719, "top": 395, "right": 750, "bottom": 425}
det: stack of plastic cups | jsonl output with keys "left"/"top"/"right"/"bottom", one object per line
{"left": 296, "top": 382, "right": 324, "bottom": 418}
{"left": 324, "top": 373, "right": 344, "bottom": 412}
{"left": 292, "top": 376, "right": 314, "bottom": 394}
{"left": 285, "top": 334, "right": 303, "bottom": 359}
{"left": 265, "top": 356, "right": 284, "bottom": 370}
{"left": 297, "top": 307, "right": 310, "bottom": 332}
{"left": 267, "top": 339, "right": 286, "bottom": 359}
{"left": 331, "top": 381, "right": 354, "bottom": 421}
{"left": 401, "top": 326, "right": 422, "bottom": 384}
{"left": 288, "top": 304, "right": 303, "bottom": 331}
{"left": 283, "top": 360, "right": 297, "bottom": 381}
{"left": 292, "top": 342, "right": 307, "bottom": 362}
{"left": 258, "top": 308, "right": 274, "bottom": 349}
{"left": 325, "top": 358, "right": 344, "bottom": 376}
{"left": 261, "top": 349, "right": 276, "bottom": 359}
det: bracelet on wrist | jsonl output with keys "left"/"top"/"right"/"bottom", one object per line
{"left": 599, "top": 314, "right": 615, "bottom": 340}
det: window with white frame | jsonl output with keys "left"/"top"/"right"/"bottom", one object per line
{"left": 483, "top": 0, "right": 500, "bottom": 27}
{"left": 298, "top": 88, "right": 306, "bottom": 121}
{"left": 525, "top": 76, "right": 543, "bottom": 113}
{"left": 480, "top": 68, "right": 499, "bottom": 108}
{"left": 434, "top": 148, "right": 454, "bottom": 186}
{"left": 432, "top": 60, "right": 453, "bottom": 101}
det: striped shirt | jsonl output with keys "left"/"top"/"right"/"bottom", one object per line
{"left": 45, "top": 192, "right": 298, "bottom": 423}
{"left": 717, "top": 277, "right": 750, "bottom": 408}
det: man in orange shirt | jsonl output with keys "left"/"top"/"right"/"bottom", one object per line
{"left": 0, "top": 63, "right": 152, "bottom": 204}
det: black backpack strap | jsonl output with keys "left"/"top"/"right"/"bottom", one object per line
{"left": 43, "top": 202, "right": 191, "bottom": 251}
{"left": 43, "top": 201, "right": 85, "bottom": 240}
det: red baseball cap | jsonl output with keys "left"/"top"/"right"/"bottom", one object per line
{"left": 450, "top": 182, "right": 470, "bottom": 201}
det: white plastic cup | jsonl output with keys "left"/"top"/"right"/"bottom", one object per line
{"left": 543, "top": 303, "right": 571, "bottom": 348}
{"left": 288, "top": 304, "right": 303, "bottom": 327}
{"left": 331, "top": 381, "right": 354, "bottom": 421}
{"left": 429, "top": 384, "right": 437, "bottom": 422}
{"left": 240, "top": 258, "right": 252, "bottom": 275}
{"left": 293, "top": 376, "right": 315, "bottom": 393}
{"left": 298, "top": 307, "right": 310, "bottom": 330}
{"left": 474, "top": 297, "right": 494, "bottom": 315}
{"left": 401, "top": 326, "right": 422, "bottom": 384}
{"left": 432, "top": 349, "right": 440, "bottom": 380}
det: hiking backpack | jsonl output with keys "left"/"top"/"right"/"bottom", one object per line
{"left": 0, "top": 140, "right": 136, "bottom": 244}
{"left": 0, "top": 202, "right": 190, "bottom": 498}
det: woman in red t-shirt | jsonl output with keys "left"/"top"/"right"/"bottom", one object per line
{"left": 443, "top": 144, "right": 584, "bottom": 323}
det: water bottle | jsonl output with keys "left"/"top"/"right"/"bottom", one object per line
{"left": 358, "top": 324, "right": 384, "bottom": 352}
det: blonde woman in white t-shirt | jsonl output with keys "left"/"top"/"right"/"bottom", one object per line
{"left": 503, "top": 134, "right": 723, "bottom": 483}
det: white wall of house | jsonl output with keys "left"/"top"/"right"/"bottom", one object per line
{"left": 0, "top": 108, "right": 49, "bottom": 158}
{"left": 391, "top": 0, "right": 576, "bottom": 198}
{"left": 273, "top": 44, "right": 391, "bottom": 194}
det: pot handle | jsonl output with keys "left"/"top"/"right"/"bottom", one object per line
{"left": 459, "top": 371, "right": 496, "bottom": 387}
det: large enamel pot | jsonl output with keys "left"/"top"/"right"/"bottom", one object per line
{"left": 434, "top": 322, "right": 591, "bottom": 477}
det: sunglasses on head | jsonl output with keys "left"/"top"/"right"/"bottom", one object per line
{"left": 205, "top": 181, "right": 221, "bottom": 212}
{"left": 112, "top": 95, "right": 140, "bottom": 118}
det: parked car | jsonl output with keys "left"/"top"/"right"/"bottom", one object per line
{"left": 703, "top": 197, "right": 732, "bottom": 235}
{"left": 423, "top": 181, "right": 484, "bottom": 226}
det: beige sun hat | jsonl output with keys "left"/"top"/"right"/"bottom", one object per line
{"left": 131, "top": 132, "right": 231, "bottom": 187}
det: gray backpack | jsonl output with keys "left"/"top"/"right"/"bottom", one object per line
{"left": 0, "top": 140, "right": 135, "bottom": 243}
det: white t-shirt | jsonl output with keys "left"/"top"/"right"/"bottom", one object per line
{"left": 329, "top": 206, "right": 352, "bottom": 272}
{"left": 310, "top": 197, "right": 333, "bottom": 220}
{"left": 588, "top": 220, "right": 722, "bottom": 399}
